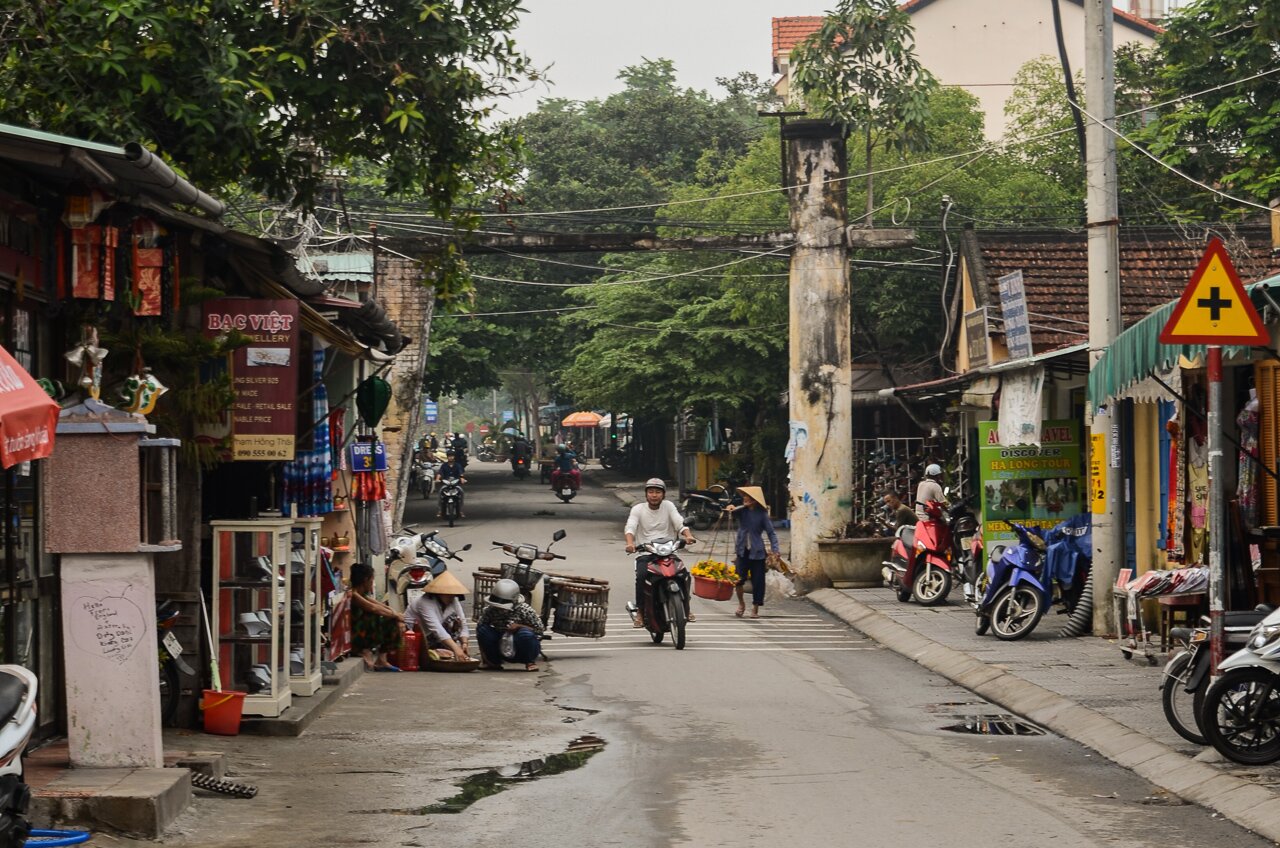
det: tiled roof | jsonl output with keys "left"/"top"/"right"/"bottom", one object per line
{"left": 968, "top": 226, "right": 1280, "bottom": 354}
{"left": 772, "top": 16, "right": 823, "bottom": 57}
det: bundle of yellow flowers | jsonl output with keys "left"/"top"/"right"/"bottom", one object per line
{"left": 691, "top": 559, "right": 737, "bottom": 583}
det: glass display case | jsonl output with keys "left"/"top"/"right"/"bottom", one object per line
{"left": 289, "top": 517, "right": 323, "bottom": 696}
{"left": 210, "top": 519, "right": 293, "bottom": 717}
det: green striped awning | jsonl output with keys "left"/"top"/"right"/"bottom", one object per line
{"left": 1088, "top": 273, "right": 1280, "bottom": 403}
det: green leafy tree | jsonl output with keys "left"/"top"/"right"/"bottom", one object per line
{"left": 1141, "top": 0, "right": 1280, "bottom": 211}
{"left": 0, "top": 0, "right": 535, "bottom": 211}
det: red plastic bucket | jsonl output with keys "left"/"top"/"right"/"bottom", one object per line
{"left": 200, "top": 689, "right": 246, "bottom": 736}
{"left": 399, "top": 630, "right": 421, "bottom": 672}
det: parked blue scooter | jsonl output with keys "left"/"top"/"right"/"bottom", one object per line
{"left": 975, "top": 522, "right": 1048, "bottom": 640}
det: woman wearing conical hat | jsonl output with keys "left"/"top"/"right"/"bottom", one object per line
{"left": 724, "top": 486, "right": 781, "bottom": 620}
{"left": 404, "top": 570, "right": 471, "bottom": 661}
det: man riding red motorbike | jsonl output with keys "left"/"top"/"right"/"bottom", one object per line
{"left": 549, "top": 444, "right": 581, "bottom": 492}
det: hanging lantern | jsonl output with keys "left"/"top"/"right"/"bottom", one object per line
{"left": 356, "top": 376, "right": 391, "bottom": 428}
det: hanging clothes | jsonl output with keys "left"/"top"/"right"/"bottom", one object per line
{"left": 1188, "top": 437, "right": 1209, "bottom": 565}
{"left": 1237, "top": 388, "right": 1260, "bottom": 530}
{"left": 281, "top": 349, "right": 334, "bottom": 517}
{"left": 1166, "top": 416, "right": 1183, "bottom": 560}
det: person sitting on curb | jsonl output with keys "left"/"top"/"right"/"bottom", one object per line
{"left": 476, "top": 578, "right": 544, "bottom": 671}
{"left": 348, "top": 562, "right": 404, "bottom": 671}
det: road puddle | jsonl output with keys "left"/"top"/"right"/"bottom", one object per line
{"left": 940, "top": 714, "right": 1045, "bottom": 736}
{"left": 419, "top": 735, "right": 605, "bottom": 814}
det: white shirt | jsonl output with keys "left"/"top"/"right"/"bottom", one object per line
{"left": 915, "top": 479, "right": 945, "bottom": 520}
{"left": 625, "top": 499, "right": 686, "bottom": 545}
{"left": 405, "top": 595, "right": 469, "bottom": 643}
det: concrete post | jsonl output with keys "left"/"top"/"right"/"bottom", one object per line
{"left": 783, "top": 120, "right": 852, "bottom": 584}
{"left": 1085, "top": 0, "right": 1124, "bottom": 635}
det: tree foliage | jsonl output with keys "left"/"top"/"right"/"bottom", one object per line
{"left": 789, "top": 0, "right": 937, "bottom": 151}
{"left": 0, "top": 0, "right": 535, "bottom": 210}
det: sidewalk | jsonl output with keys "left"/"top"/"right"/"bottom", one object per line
{"left": 810, "top": 586, "right": 1280, "bottom": 842}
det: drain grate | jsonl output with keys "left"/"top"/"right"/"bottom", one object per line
{"left": 940, "top": 714, "right": 1045, "bottom": 736}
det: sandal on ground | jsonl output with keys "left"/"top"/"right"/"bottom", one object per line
{"left": 478, "top": 661, "right": 501, "bottom": 670}
{"left": 373, "top": 664, "right": 402, "bottom": 672}
{"left": 524, "top": 663, "right": 539, "bottom": 672}
{"left": 632, "top": 617, "right": 645, "bottom": 628}
{"left": 735, "top": 605, "right": 745, "bottom": 618}
{"left": 687, "top": 612, "right": 697, "bottom": 623}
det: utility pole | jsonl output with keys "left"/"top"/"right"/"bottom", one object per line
{"left": 1085, "top": 0, "right": 1124, "bottom": 636}
{"left": 783, "top": 120, "right": 853, "bottom": 585}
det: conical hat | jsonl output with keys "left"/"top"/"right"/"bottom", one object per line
{"left": 422, "top": 570, "right": 468, "bottom": 595}
{"left": 736, "top": 486, "right": 769, "bottom": 513}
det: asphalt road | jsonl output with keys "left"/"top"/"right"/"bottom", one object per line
{"left": 138, "top": 462, "right": 1272, "bottom": 847}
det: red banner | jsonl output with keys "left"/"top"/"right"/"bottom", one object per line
{"left": 202, "top": 299, "right": 300, "bottom": 461}
{"left": 0, "top": 344, "right": 57, "bottom": 468}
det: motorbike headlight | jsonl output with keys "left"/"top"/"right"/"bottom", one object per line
{"left": 915, "top": 541, "right": 926, "bottom": 552}
{"left": 1248, "top": 623, "right": 1280, "bottom": 651}
{"left": 516, "top": 545, "right": 537, "bottom": 562}
{"left": 1190, "top": 629, "right": 1209, "bottom": 644}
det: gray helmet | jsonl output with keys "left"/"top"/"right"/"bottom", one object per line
{"left": 492, "top": 579, "right": 521, "bottom": 601}
{"left": 925, "top": 463, "right": 943, "bottom": 478}
{"left": 644, "top": 477, "right": 666, "bottom": 492}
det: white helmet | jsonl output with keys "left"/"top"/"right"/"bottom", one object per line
{"left": 925, "top": 463, "right": 943, "bottom": 478}
{"left": 492, "top": 578, "right": 521, "bottom": 601}
{"left": 644, "top": 477, "right": 666, "bottom": 492}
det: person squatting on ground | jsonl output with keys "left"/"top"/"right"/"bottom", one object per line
{"left": 404, "top": 571, "right": 470, "bottom": 660}
{"left": 624, "top": 478, "right": 697, "bottom": 627}
{"left": 348, "top": 562, "right": 404, "bottom": 671}
{"left": 724, "top": 485, "right": 780, "bottom": 620}
{"left": 476, "top": 578, "right": 545, "bottom": 671}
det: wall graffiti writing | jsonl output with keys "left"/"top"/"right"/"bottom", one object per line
{"left": 70, "top": 592, "right": 145, "bottom": 665}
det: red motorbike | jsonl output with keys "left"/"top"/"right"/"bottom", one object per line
{"left": 550, "top": 468, "right": 580, "bottom": 503}
{"left": 881, "top": 499, "right": 953, "bottom": 605}
{"left": 626, "top": 538, "right": 692, "bottom": 650}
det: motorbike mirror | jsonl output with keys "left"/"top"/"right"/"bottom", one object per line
{"left": 553, "top": 529, "right": 567, "bottom": 542}
{"left": 461, "top": 543, "right": 472, "bottom": 552}
{"left": 943, "top": 486, "right": 951, "bottom": 497}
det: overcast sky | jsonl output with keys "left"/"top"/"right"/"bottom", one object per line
{"left": 497, "top": 1, "right": 827, "bottom": 118}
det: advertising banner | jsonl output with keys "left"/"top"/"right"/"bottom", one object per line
{"left": 424, "top": 400, "right": 438, "bottom": 424}
{"left": 998, "top": 270, "right": 1034, "bottom": 360}
{"left": 977, "top": 419, "right": 1084, "bottom": 556}
{"left": 202, "top": 298, "right": 300, "bottom": 461}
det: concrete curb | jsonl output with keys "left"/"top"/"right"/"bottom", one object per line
{"left": 808, "top": 588, "right": 1280, "bottom": 842}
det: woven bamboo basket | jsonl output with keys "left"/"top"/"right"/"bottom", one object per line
{"left": 549, "top": 579, "right": 609, "bottom": 638}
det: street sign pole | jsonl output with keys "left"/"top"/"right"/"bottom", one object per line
{"left": 1157, "top": 238, "right": 1268, "bottom": 676}
{"left": 1207, "top": 345, "right": 1225, "bottom": 674}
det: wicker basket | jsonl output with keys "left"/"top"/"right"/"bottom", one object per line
{"left": 472, "top": 569, "right": 500, "bottom": 621}
{"left": 549, "top": 579, "right": 609, "bottom": 638}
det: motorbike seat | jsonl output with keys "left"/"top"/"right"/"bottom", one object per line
{"left": 1169, "top": 626, "right": 1193, "bottom": 645}
{"left": 1225, "top": 610, "right": 1270, "bottom": 628}
{"left": 0, "top": 672, "right": 27, "bottom": 724}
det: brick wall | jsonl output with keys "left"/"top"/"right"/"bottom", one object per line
{"left": 374, "top": 256, "right": 435, "bottom": 530}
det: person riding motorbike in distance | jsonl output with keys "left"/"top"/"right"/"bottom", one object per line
{"left": 625, "top": 478, "right": 697, "bottom": 627}
{"left": 435, "top": 449, "right": 468, "bottom": 518}
{"left": 915, "top": 463, "right": 947, "bottom": 521}
{"left": 550, "top": 443, "right": 580, "bottom": 491}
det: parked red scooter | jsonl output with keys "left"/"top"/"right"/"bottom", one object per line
{"left": 881, "top": 499, "right": 953, "bottom": 605}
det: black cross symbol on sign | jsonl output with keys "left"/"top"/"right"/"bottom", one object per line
{"left": 1198, "top": 287, "right": 1232, "bottom": 322}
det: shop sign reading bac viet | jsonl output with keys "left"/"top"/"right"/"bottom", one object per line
{"left": 202, "top": 298, "right": 300, "bottom": 461}
{"left": 1159, "top": 238, "right": 1269, "bottom": 346}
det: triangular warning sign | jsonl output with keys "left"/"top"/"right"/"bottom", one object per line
{"left": 1159, "top": 237, "right": 1268, "bottom": 345}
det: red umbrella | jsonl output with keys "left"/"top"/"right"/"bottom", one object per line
{"left": 0, "top": 344, "right": 58, "bottom": 468}
{"left": 561, "top": 411, "right": 602, "bottom": 427}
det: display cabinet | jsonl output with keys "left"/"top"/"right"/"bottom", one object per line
{"left": 211, "top": 519, "right": 293, "bottom": 717}
{"left": 289, "top": 517, "right": 324, "bottom": 696}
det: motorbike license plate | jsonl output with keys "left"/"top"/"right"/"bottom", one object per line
{"left": 561, "top": 488, "right": 573, "bottom": 495}
{"left": 407, "top": 588, "right": 425, "bottom": 606}
{"left": 162, "top": 630, "right": 183, "bottom": 657}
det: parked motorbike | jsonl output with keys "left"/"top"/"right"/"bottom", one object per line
{"left": 438, "top": 477, "right": 464, "bottom": 527}
{"left": 600, "top": 446, "right": 625, "bottom": 471}
{"left": 411, "top": 458, "right": 436, "bottom": 499}
{"left": 1198, "top": 606, "right": 1280, "bottom": 763}
{"left": 882, "top": 499, "right": 953, "bottom": 605}
{"left": 157, "top": 600, "right": 195, "bottom": 727}
{"left": 946, "top": 498, "right": 981, "bottom": 604}
{"left": 511, "top": 455, "right": 531, "bottom": 479}
{"left": 1161, "top": 608, "right": 1271, "bottom": 746}
{"left": 974, "top": 522, "right": 1046, "bottom": 640}
{"left": 386, "top": 530, "right": 470, "bottom": 612}
{"left": 491, "top": 530, "right": 568, "bottom": 615}
{"left": 626, "top": 538, "right": 693, "bottom": 649}
{"left": 0, "top": 665, "right": 37, "bottom": 847}
{"left": 477, "top": 444, "right": 497, "bottom": 462}
{"left": 681, "top": 484, "right": 734, "bottom": 531}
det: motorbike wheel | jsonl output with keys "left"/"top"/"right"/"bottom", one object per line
{"left": 1161, "top": 650, "right": 1207, "bottom": 746}
{"left": 895, "top": 582, "right": 912, "bottom": 603}
{"left": 989, "top": 585, "right": 1045, "bottom": 641}
{"left": 912, "top": 567, "right": 952, "bottom": 606}
{"left": 665, "top": 595, "right": 687, "bottom": 650}
{"left": 159, "top": 656, "right": 180, "bottom": 727}
{"left": 975, "top": 614, "right": 990, "bottom": 636}
{"left": 0, "top": 775, "right": 31, "bottom": 848}
{"left": 1202, "top": 667, "right": 1280, "bottom": 764}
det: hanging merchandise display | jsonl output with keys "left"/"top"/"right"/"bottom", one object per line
{"left": 356, "top": 376, "right": 391, "bottom": 428}
{"left": 328, "top": 407, "right": 347, "bottom": 472}
{"left": 70, "top": 225, "right": 119, "bottom": 300}
{"left": 119, "top": 368, "right": 168, "bottom": 416}
{"left": 282, "top": 349, "right": 335, "bottom": 518}
{"left": 131, "top": 218, "right": 178, "bottom": 317}
{"left": 1166, "top": 416, "right": 1183, "bottom": 561}
{"left": 1237, "top": 387, "right": 1260, "bottom": 530}
{"left": 1187, "top": 436, "right": 1209, "bottom": 565}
